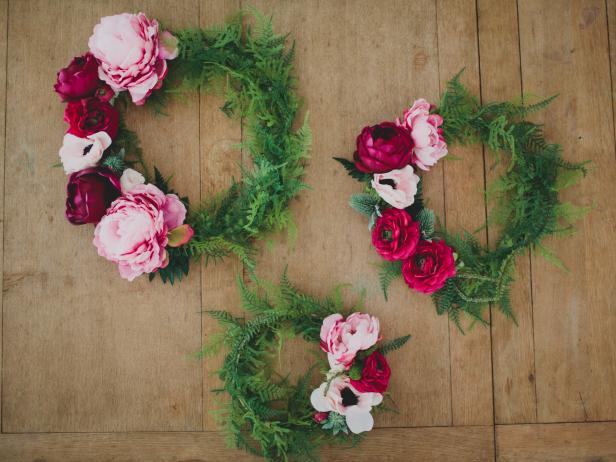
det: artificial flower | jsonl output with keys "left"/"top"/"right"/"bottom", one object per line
{"left": 402, "top": 239, "right": 456, "bottom": 294}
{"left": 119, "top": 168, "right": 146, "bottom": 192}
{"left": 371, "top": 165, "right": 420, "bottom": 209}
{"left": 371, "top": 208, "right": 420, "bottom": 261}
{"left": 320, "top": 312, "right": 380, "bottom": 369}
{"left": 313, "top": 411, "right": 329, "bottom": 424}
{"left": 59, "top": 131, "right": 112, "bottom": 174}
{"left": 88, "top": 12, "right": 178, "bottom": 105}
{"left": 310, "top": 376, "right": 383, "bottom": 434}
{"left": 397, "top": 99, "right": 448, "bottom": 171}
{"left": 54, "top": 53, "right": 108, "bottom": 102}
{"left": 354, "top": 122, "right": 414, "bottom": 173}
{"left": 350, "top": 351, "right": 391, "bottom": 394}
{"left": 64, "top": 97, "right": 119, "bottom": 139}
{"left": 65, "top": 167, "right": 121, "bottom": 225}
{"left": 93, "top": 184, "right": 188, "bottom": 281}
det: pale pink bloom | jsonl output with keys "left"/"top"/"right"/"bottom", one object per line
{"left": 59, "top": 131, "right": 111, "bottom": 174}
{"left": 320, "top": 313, "right": 380, "bottom": 369}
{"left": 397, "top": 98, "right": 448, "bottom": 171}
{"left": 371, "top": 165, "right": 420, "bottom": 209}
{"left": 119, "top": 168, "right": 145, "bottom": 192}
{"left": 88, "top": 13, "right": 178, "bottom": 105}
{"left": 310, "top": 376, "right": 383, "bottom": 434}
{"left": 93, "top": 184, "right": 187, "bottom": 281}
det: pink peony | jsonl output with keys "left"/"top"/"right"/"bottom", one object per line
{"left": 371, "top": 165, "right": 420, "bottom": 209}
{"left": 93, "top": 184, "right": 187, "bottom": 281}
{"left": 88, "top": 13, "right": 179, "bottom": 105}
{"left": 397, "top": 99, "right": 448, "bottom": 171}
{"left": 320, "top": 313, "right": 380, "bottom": 369}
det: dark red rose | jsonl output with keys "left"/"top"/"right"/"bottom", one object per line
{"left": 64, "top": 97, "right": 119, "bottom": 139}
{"left": 350, "top": 351, "right": 391, "bottom": 394}
{"left": 353, "top": 122, "right": 414, "bottom": 173}
{"left": 372, "top": 208, "right": 420, "bottom": 261}
{"left": 402, "top": 240, "right": 456, "bottom": 294}
{"left": 54, "top": 53, "right": 107, "bottom": 102}
{"left": 66, "top": 167, "right": 121, "bottom": 225}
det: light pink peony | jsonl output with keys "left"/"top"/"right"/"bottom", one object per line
{"left": 88, "top": 13, "right": 179, "bottom": 105}
{"left": 398, "top": 99, "right": 448, "bottom": 171}
{"left": 371, "top": 165, "right": 420, "bottom": 209}
{"left": 310, "top": 375, "right": 383, "bottom": 434}
{"left": 320, "top": 313, "right": 380, "bottom": 369}
{"left": 93, "top": 184, "right": 187, "bottom": 281}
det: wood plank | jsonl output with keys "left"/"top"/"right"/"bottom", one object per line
{"left": 518, "top": 0, "right": 616, "bottom": 422}
{"left": 611, "top": 0, "right": 616, "bottom": 142}
{"left": 2, "top": 0, "right": 202, "bottom": 431}
{"left": 198, "top": 0, "right": 242, "bottom": 431}
{"left": 436, "top": 0, "right": 493, "bottom": 426}
{"left": 0, "top": 0, "right": 7, "bottom": 429}
{"left": 0, "top": 426, "right": 494, "bottom": 462}
{"left": 250, "top": 0, "right": 451, "bottom": 427}
{"left": 477, "top": 0, "right": 537, "bottom": 424}
{"left": 496, "top": 422, "right": 616, "bottom": 461}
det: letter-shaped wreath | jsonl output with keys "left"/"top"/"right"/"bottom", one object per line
{"left": 55, "top": 10, "right": 309, "bottom": 282}
{"left": 336, "top": 72, "right": 588, "bottom": 329}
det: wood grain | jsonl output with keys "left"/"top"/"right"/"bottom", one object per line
{"left": 496, "top": 422, "right": 616, "bottom": 461}
{"left": 0, "top": 426, "right": 494, "bottom": 462}
{"left": 477, "top": 0, "right": 537, "bottom": 424}
{"left": 518, "top": 0, "right": 616, "bottom": 422}
{"left": 2, "top": 0, "right": 202, "bottom": 431}
{"left": 0, "top": 0, "right": 7, "bottom": 429}
{"left": 250, "top": 0, "right": 451, "bottom": 427}
{"left": 436, "top": 0, "right": 493, "bottom": 426}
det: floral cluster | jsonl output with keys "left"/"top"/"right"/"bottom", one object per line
{"left": 54, "top": 12, "right": 192, "bottom": 281}
{"left": 345, "top": 100, "right": 457, "bottom": 294}
{"left": 311, "top": 313, "right": 390, "bottom": 435}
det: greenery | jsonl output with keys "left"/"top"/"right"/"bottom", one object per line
{"left": 342, "top": 71, "right": 588, "bottom": 331}
{"left": 108, "top": 10, "right": 309, "bottom": 282}
{"left": 202, "top": 273, "right": 409, "bottom": 461}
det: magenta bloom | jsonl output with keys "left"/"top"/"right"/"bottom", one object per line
{"left": 402, "top": 240, "right": 456, "bottom": 294}
{"left": 88, "top": 13, "right": 179, "bottom": 105}
{"left": 93, "top": 184, "right": 187, "bottom": 281}
{"left": 64, "top": 97, "right": 119, "bottom": 139}
{"left": 350, "top": 351, "right": 391, "bottom": 394}
{"left": 354, "top": 122, "right": 414, "bottom": 173}
{"left": 371, "top": 209, "right": 420, "bottom": 261}
{"left": 65, "top": 167, "right": 121, "bottom": 225}
{"left": 54, "top": 53, "right": 105, "bottom": 102}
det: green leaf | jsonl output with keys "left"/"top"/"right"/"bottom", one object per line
{"left": 416, "top": 208, "right": 435, "bottom": 239}
{"left": 379, "top": 335, "right": 412, "bottom": 355}
{"left": 377, "top": 260, "right": 402, "bottom": 301}
{"left": 333, "top": 157, "right": 372, "bottom": 182}
{"left": 349, "top": 193, "right": 379, "bottom": 218}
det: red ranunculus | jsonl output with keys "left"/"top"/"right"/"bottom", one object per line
{"left": 66, "top": 167, "right": 121, "bottom": 225}
{"left": 402, "top": 240, "right": 456, "bottom": 294}
{"left": 54, "top": 53, "right": 107, "bottom": 102}
{"left": 350, "top": 351, "right": 391, "bottom": 394}
{"left": 354, "top": 122, "right": 414, "bottom": 173}
{"left": 64, "top": 97, "right": 119, "bottom": 139}
{"left": 372, "top": 208, "right": 420, "bottom": 261}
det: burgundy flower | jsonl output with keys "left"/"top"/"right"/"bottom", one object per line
{"left": 402, "top": 240, "right": 456, "bottom": 294}
{"left": 54, "top": 53, "right": 108, "bottom": 102}
{"left": 313, "top": 411, "right": 329, "bottom": 424}
{"left": 350, "top": 351, "right": 391, "bottom": 394}
{"left": 65, "top": 167, "right": 121, "bottom": 225}
{"left": 64, "top": 97, "right": 119, "bottom": 139}
{"left": 372, "top": 209, "right": 420, "bottom": 261}
{"left": 354, "top": 122, "right": 414, "bottom": 173}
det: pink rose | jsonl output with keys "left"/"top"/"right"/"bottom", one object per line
{"left": 93, "top": 184, "right": 187, "bottom": 281}
{"left": 59, "top": 131, "right": 112, "bottom": 174}
{"left": 320, "top": 313, "right": 380, "bottom": 369}
{"left": 398, "top": 99, "right": 448, "bottom": 171}
{"left": 88, "top": 13, "right": 179, "bottom": 105}
{"left": 371, "top": 165, "right": 420, "bottom": 209}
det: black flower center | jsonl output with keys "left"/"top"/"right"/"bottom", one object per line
{"left": 82, "top": 144, "right": 93, "bottom": 156}
{"left": 341, "top": 387, "right": 359, "bottom": 407}
{"left": 378, "top": 178, "right": 396, "bottom": 189}
{"left": 372, "top": 125, "right": 396, "bottom": 140}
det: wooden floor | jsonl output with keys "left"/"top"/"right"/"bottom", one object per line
{"left": 1, "top": 0, "right": 615, "bottom": 460}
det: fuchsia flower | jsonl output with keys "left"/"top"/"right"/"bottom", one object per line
{"left": 88, "top": 13, "right": 179, "bottom": 105}
{"left": 350, "top": 351, "right": 391, "bottom": 394}
{"left": 371, "top": 165, "right": 420, "bottom": 209}
{"left": 354, "top": 122, "right": 414, "bottom": 173}
{"left": 371, "top": 209, "right": 420, "bottom": 261}
{"left": 54, "top": 53, "right": 111, "bottom": 102}
{"left": 65, "top": 167, "right": 121, "bottom": 225}
{"left": 64, "top": 97, "right": 119, "bottom": 139}
{"left": 320, "top": 313, "right": 380, "bottom": 369}
{"left": 310, "top": 375, "right": 383, "bottom": 434}
{"left": 402, "top": 240, "right": 456, "bottom": 294}
{"left": 397, "top": 99, "right": 448, "bottom": 171}
{"left": 93, "top": 184, "right": 192, "bottom": 281}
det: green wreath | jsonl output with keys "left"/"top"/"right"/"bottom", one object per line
{"left": 337, "top": 72, "right": 588, "bottom": 329}
{"left": 201, "top": 273, "right": 410, "bottom": 461}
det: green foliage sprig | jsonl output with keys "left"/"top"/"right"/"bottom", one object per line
{"left": 343, "top": 71, "right": 588, "bottom": 330}
{"left": 203, "top": 273, "right": 410, "bottom": 461}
